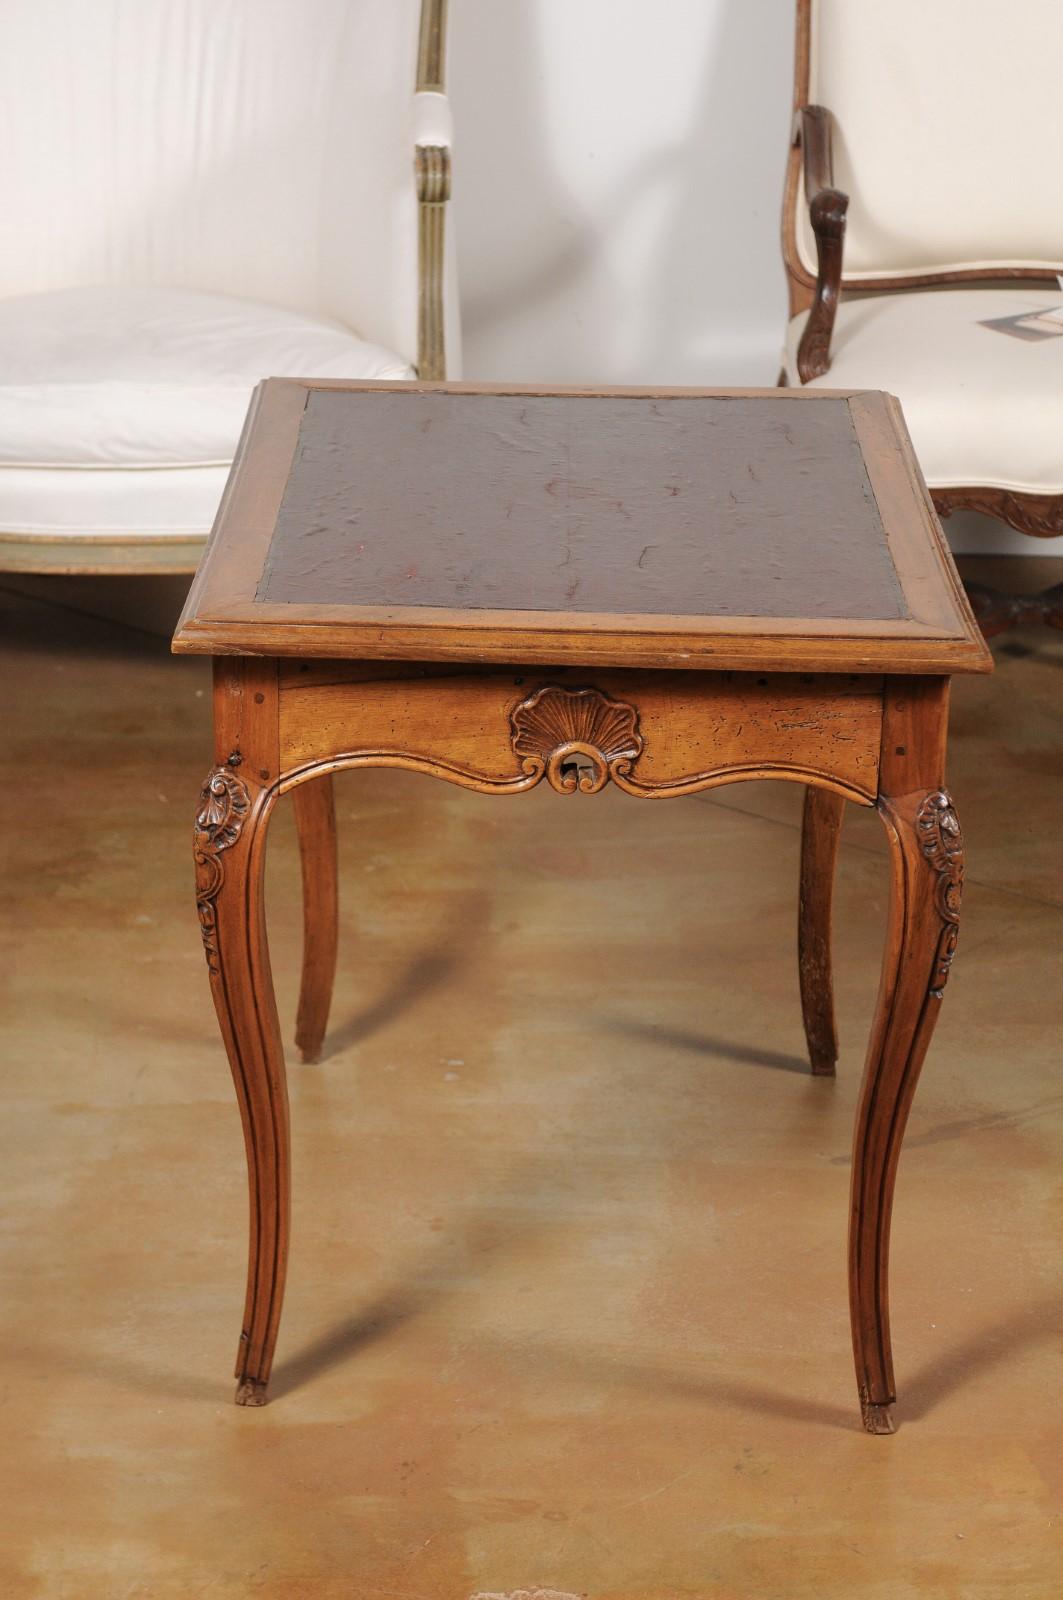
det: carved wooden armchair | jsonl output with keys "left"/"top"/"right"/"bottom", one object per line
{"left": 0, "top": 0, "right": 458, "bottom": 577}
{"left": 781, "top": 0, "right": 1063, "bottom": 633}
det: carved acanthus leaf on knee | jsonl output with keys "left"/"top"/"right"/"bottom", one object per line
{"left": 193, "top": 767, "right": 252, "bottom": 974}
{"left": 915, "top": 789, "right": 964, "bottom": 998}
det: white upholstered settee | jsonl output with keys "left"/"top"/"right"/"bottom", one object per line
{"left": 0, "top": 0, "right": 458, "bottom": 575}
{"left": 782, "top": 0, "right": 1063, "bottom": 631}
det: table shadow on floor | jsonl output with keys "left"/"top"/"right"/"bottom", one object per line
{"left": 597, "top": 1016, "right": 811, "bottom": 1076}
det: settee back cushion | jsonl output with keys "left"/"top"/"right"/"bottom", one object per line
{"left": 0, "top": 0, "right": 423, "bottom": 360}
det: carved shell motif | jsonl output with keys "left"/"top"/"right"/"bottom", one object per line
{"left": 916, "top": 789, "right": 964, "bottom": 997}
{"left": 511, "top": 685, "right": 642, "bottom": 794}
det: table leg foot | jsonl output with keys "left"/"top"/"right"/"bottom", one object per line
{"left": 860, "top": 1397, "right": 895, "bottom": 1435}
{"left": 235, "top": 1377, "right": 270, "bottom": 1407}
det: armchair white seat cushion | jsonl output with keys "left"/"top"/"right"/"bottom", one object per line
{"left": 0, "top": 286, "right": 412, "bottom": 537}
{"left": 784, "top": 289, "right": 1063, "bottom": 495}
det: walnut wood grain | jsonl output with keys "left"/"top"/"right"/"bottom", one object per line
{"left": 851, "top": 782, "right": 963, "bottom": 1434}
{"left": 277, "top": 667, "right": 885, "bottom": 803}
{"left": 839, "top": 674, "right": 952, "bottom": 1432}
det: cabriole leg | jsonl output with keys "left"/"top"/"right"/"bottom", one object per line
{"left": 196, "top": 659, "right": 289, "bottom": 1406}
{"left": 849, "top": 787, "right": 963, "bottom": 1434}
{"left": 195, "top": 767, "right": 288, "bottom": 1405}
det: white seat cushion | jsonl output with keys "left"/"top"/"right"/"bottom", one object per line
{"left": 0, "top": 286, "right": 413, "bottom": 537}
{"left": 785, "top": 288, "right": 1063, "bottom": 495}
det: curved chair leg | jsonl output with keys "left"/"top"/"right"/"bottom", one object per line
{"left": 292, "top": 773, "right": 339, "bottom": 1064}
{"left": 195, "top": 767, "right": 289, "bottom": 1406}
{"left": 849, "top": 789, "right": 963, "bottom": 1434}
{"left": 798, "top": 785, "right": 845, "bottom": 1075}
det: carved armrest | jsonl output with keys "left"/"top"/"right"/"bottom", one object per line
{"left": 415, "top": 0, "right": 452, "bottom": 380}
{"left": 794, "top": 105, "right": 849, "bottom": 382}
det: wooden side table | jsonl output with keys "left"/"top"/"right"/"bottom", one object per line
{"left": 174, "top": 381, "right": 990, "bottom": 1432}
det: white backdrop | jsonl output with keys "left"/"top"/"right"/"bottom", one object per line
{"left": 449, "top": 0, "right": 1058, "bottom": 555}
{"left": 451, "top": 0, "right": 790, "bottom": 387}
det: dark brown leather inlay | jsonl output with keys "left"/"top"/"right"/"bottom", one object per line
{"left": 256, "top": 391, "right": 907, "bottom": 622}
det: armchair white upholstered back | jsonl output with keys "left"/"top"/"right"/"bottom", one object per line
{"left": 0, "top": 0, "right": 437, "bottom": 366}
{"left": 796, "top": 0, "right": 1063, "bottom": 282}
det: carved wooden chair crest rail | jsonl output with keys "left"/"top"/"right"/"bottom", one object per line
{"left": 781, "top": 0, "right": 1063, "bottom": 635}
{"left": 0, "top": 0, "right": 455, "bottom": 578}
{"left": 174, "top": 379, "right": 990, "bottom": 1435}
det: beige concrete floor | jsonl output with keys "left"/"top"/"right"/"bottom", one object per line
{"left": 2, "top": 573, "right": 1062, "bottom": 1598}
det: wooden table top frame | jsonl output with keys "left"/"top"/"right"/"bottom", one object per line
{"left": 175, "top": 380, "right": 990, "bottom": 1433}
